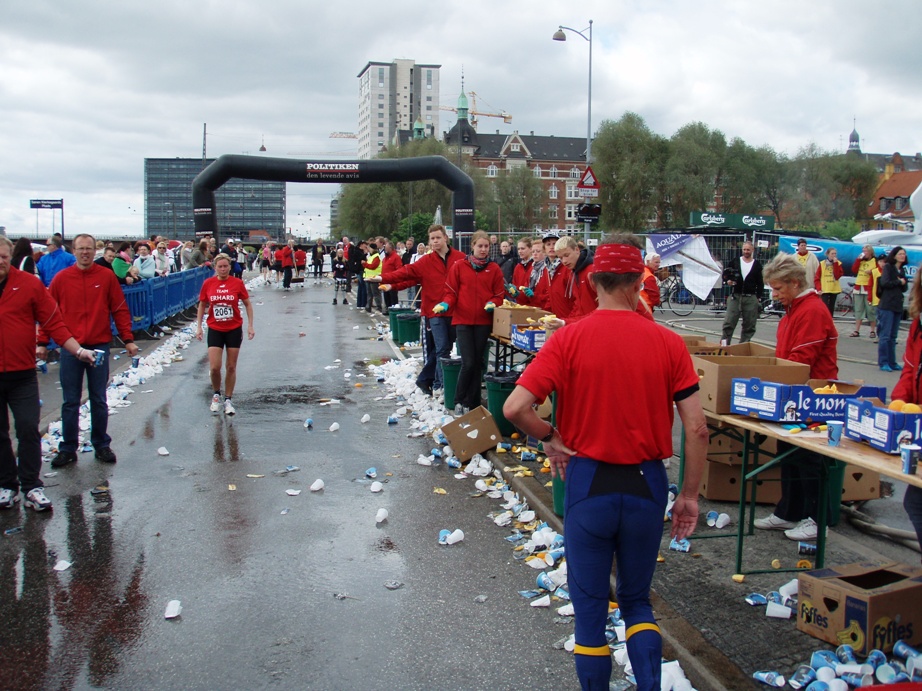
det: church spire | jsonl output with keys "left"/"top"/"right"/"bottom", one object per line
{"left": 847, "top": 117, "right": 861, "bottom": 154}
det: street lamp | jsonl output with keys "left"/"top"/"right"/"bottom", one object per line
{"left": 553, "top": 19, "right": 593, "bottom": 243}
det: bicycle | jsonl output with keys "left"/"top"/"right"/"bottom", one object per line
{"left": 662, "top": 276, "right": 707, "bottom": 317}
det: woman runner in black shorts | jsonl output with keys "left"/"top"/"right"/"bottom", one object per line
{"left": 196, "top": 253, "right": 255, "bottom": 415}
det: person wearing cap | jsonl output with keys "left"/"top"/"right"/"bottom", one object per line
{"left": 720, "top": 241, "right": 763, "bottom": 345}
{"left": 38, "top": 234, "right": 139, "bottom": 468}
{"left": 0, "top": 236, "right": 97, "bottom": 513}
{"left": 504, "top": 233, "right": 707, "bottom": 691}
{"left": 362, "top": 242, "right": 384, "bottom": 313}
{"left": 534, "top": 231, "right": 568, "bottom": 313}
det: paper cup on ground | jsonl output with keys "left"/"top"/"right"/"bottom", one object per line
{"left": 445, "top": 528, "right": 464, "bottom": 544}
{"left": 815, "top": 665, "right": 836, "bottom": 682}
{"left": 788, "top": 664, "right": 816, "bottom": 689}
{"left": 706, "top": 510, "right": 718, "bottom": 527}
{"left": 765, "top": 602, "right": 792, "bottom": 618}
{"left": 826, "top": 421, "right": 844, "bottom": 446}
{"left": 715, "top": 512, "right": 731, "bottom": 529}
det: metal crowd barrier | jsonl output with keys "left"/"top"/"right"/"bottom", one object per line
{"left": 114, "top": 267, "right": 213, "bottom": 336}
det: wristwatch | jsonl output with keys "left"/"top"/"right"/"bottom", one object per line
{"left": 540, "top": 425, "right": 557, "bottom": 443}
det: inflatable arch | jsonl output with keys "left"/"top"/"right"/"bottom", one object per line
{"left": 192, "top": 154, "right": 475, "bottom": 240}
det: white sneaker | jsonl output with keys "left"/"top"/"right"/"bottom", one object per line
{"left": 753, "top": 513, "right": 798, "bottom": 531}
{"left": 24, "top": 487, "right": 52, "bottom": 512}
{"left": 224, "top": 398, "right": 236, "bottom": 416}
{"left": 210, "top": 394, "right": 222, "bottom": 413}
{"left": 784, "top": 517, "right": 824, "bottom": 541}
{"left": 0, "top": 488, "right": 20, "bottom": 509}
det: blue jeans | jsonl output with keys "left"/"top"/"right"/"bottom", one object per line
{"left": 417, "top": 316, "right": 455, "bottom": 390}
{"left": 356, "top": 277, "right": 367, "bottom": 308}
{"left": 0, "top": 371, "right": 43, "bottom": 493}
{"left": 877, "top": 309, "right": 901, "bottom": 368}
{"left": 60, "top": 345, "right": 111, "bottom": 453}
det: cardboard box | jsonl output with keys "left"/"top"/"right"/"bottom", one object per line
{"left": 511, "top": 325, "right": 546, "bottom": 352}
{"left": 441, "top": 406, "right": 502, "bottom": 462}
{"left": 693, "top": 355, "right": 810, "bottom": 413}
{"left": 491, "top": 306, "right": 550, "bottom": 340}
{"left": 681, "top": 335, "right": 711, "bottom": 346}
{"left": 844, "top": 397, "right": 922, "bottom": 454}
{"left": 708, "top": 431, "right": 779, "bottom": 457}
{"left": 698, "top": 460, "right": 782, "bottom": 503}
{"left": 731, "top": 379, "right": 887, "bottom": 423}
{"left": 797, "top": 561, "right": 922, "bottom": 655}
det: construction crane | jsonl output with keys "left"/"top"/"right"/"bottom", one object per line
{"left": 439, "top": 91, "right": 512, "bottom": 131}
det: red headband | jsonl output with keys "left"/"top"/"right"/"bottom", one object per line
{"left": 592, "top": 244, "right": 644, "bottom": 274}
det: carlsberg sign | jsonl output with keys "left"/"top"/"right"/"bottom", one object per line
{"left": 689, "top": 212, "right": 775, "bottom": 230}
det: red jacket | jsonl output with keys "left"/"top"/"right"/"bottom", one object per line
{"left": 39, "top": 263, "right": 134, "bottom": 346}
{"left": 893, "top": 318, "right": 922, "bottom": 403}
{"left": 775, "top": 291, "right": 838, "bottom": 379}
{"left": 0, "top": 267, "right": 76, "bottom": 372}
{"left": 546, "top": 264, "right": 574, "bottom": 318}
{"left": 294, "top": 249, "right": 307, "bottom": 267}
{"left": 382, "top": 251, "right": 402, "bottom": 276}
{"left": 274, "top": 249, "right": 284, "bottom": 265}
{"left": 280, "top": 246, "right": 294, "bottom": 268}
{"left": 512, "top": 259, "right": 534, "bottom": 305}
{"left": 565, "top": 255, "right": 598, "bottom": 322}
{"left": 382, "top": 248, "right": 466, "bottom": 318}
{"left": 444, "top": 259, "right": 505, "bottom": 326}
{"left": 362, "top": 254, "right": 381, "bottom": 271}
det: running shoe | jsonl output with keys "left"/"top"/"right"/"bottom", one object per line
{"left": 50, "top": 451, "right": 77, "bottom": 468}
{"left": 784, "top": 518, "right": 825, "bottom": 541}
{"left": 0, "top": 488, "right": 20, "bottom": 509}
{"left": 24, "top": 487, "right": 52, "bottom": 512}
{"left": 95, "top": 447, "right": 117, "bottom": 463}
{"left": 224, "top": 398, "right": 236, "bottom": 416}
{"left": 210, "top": 393, "right": 222, "bottom": 412}
{"left": 753, "top": 513, "right": 797, "bottom": 531}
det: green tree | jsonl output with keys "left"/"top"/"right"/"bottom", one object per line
{"left": 664, "top": 122, "right": 727, "bottom": 225}
{"left": 491, "top": 165, "right": 548, "bottom": 231}
{"left": 592, "top": 112, "right": 668, "bottom": 230}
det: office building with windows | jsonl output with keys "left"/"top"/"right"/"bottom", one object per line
{"left": 357, "top": 59, "right": 441, "bottom": 159}
{"left": 144, "top": 158, "right": 286, "bottom": 241}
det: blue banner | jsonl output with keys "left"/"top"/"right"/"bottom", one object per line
{"left": 778, "top": 235, "right": 921, "bottom": 279}
{"left": 649, "top": 233, "right": 695, "bottom": 260}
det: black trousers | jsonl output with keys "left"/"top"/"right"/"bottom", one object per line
{"left": 0, "top": 370, "right": 43, "bottom": 494}
{"left": 455, "top": 324, "right": 491, "bottom": 408}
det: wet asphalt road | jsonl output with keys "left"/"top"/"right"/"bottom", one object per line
{"left": 0, "top": 279, "right": 578, "bottom": 691}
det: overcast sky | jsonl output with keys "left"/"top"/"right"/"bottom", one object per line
{"left": 2, "top": 0, "right": 919, "bottom": 239}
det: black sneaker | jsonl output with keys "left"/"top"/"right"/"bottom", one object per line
{"left": 333, "top": 298, "right": 338, "bottom": 305}
{"left": 51, "top": 451, "right": 78, "bottom": 468}
{"left": 343, "top": 299, "right": 349, "bottom": 305}
{"left": 417, "top": 382, "right": 433, "bottom": 396}
{"left": 95, "top": 447, "right": 117, "bottom": 464}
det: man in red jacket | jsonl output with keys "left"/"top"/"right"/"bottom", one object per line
{"left": 280, "top": 239, "right": 295, "bottom": 290}
{"left": 38, "top": 234, "right": 138, "bottom": 468}
{"left": 375, "top": 225, "right": 465, "bottom": 395}
{"left": 0, "top": 237, "right": 96, "bottom": 512}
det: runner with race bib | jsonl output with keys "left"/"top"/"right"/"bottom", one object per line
{"left": 196, "top": 253, "right": 255, "bottom": 416}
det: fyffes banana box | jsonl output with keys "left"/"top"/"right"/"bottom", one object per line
{"left": 730, "top": 379, "right": 886, "bottom": 423}
{"left": 796, "top": 561, "right": 922, "bottom": 655}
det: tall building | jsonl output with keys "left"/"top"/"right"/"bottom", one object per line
{"left": 356, "top": 59, "right": 441, "bottom": 159}
{"left": 144, "top": 158, "right": 286, "bottom": 241}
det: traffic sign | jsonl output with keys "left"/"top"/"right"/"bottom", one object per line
{"left": 576, "top": 166, "right": 599, "bottom": 190}
{"left": 577, "top": 203, "right": 601, "bottom": 224}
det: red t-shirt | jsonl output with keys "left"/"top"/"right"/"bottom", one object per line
{"left": 516, "top": 310, "right": 699, "bottom": 464}
{"left": 199, "top": 275, "right": 249, "bottom": 332}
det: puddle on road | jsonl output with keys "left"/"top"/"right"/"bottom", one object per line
{"left": 374, "top": 537, "right": 399, "bottom": 553}
{"left": 242, "top": 384, "right": 355, "bottom": 408}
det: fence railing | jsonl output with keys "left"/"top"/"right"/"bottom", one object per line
{"left": 116, "top": 266, "right": 212, "bottom": 335}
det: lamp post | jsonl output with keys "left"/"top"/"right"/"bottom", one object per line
{"left": 553, "top": 19, "right": 593, "bottom": 243}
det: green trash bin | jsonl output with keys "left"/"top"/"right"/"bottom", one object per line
{"left": 484, "top": 372, "right": 519, "bottom": 436}
{"left": 439, "top": 357, "right": 462, "bottom": 409}
{"left": 395, "top": 313, "right": 421, "bottom": 345}
{"left": 552, "top": 475, "right": 566, "bottom": 519}
{"left": 388, "top": 307, "right": 414, "bottom": 337}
